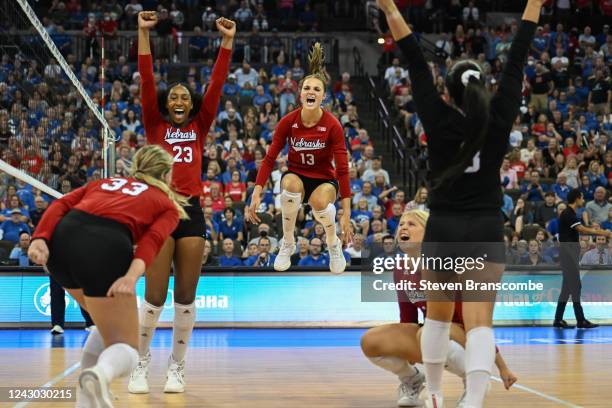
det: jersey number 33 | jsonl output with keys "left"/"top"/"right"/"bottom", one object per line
{"left": 101, "top": 178, "right": 149, "bottom": 196}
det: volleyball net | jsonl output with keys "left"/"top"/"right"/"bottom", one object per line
{"left": 0, "top": 0, "right": 116, "bottom": 186}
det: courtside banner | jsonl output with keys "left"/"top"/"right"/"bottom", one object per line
{"left": 1, "top": 273, "right": 612, "bottom": 324}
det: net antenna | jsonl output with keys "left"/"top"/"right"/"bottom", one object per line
{"left": 14, "top": 0, "right": 116, "bottom": 178}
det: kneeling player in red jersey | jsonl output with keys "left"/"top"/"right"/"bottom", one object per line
{"left": 247, "top": 43, "right": 353, "bottom": 274}
{"left": 360, "top": 210, "right": 517, "bottom": 407}
{"left": 28, "top": 145, "right": 187, "bottom": 408}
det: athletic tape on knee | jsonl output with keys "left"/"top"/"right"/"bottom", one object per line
{"left": 465, "top": 327, "right": 495, "bottom": 374}
{"left": 174, "top": 302, "right": 196, "bottom": 329}
{"left": 280, "top": 190, "right": 302, "bottom": 214}
{"left": 421, "top": 318, "right": 451, "bottom": 364}
{"left": 140, "top": 300, "right": 163, "bottom": 328}
{"left": 81, "top": 326, "right": 104, "bottom": 369}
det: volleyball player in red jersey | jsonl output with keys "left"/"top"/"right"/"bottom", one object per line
{"left": 27, "top": 145, "right": 187, "bottom": 408}
{"left": 129, "top": 11, "right": 235, "bottom": 394}
{"left": 360, "top": 210, "right": 517, "bottom": 407}
{"left": 246, "top": 43, "right": 353, "bottom": 274}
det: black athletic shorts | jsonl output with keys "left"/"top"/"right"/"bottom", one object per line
{"left": 46, "top": 209, "right": 134, "bottom": 297}
{"left": 171, "top": 196, "right": 205, "bottom": 240}
{"left": 281, "top": 171, "right": 339, "bottom": 202}
{"left": 422, "top": 211, "right": 506, "bottom": 266}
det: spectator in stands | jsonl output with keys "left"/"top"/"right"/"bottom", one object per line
{"left": 361, "top": 156, "right": 390, "bottom": 185}
{"left": 218, "top": 207, "right": 243, "bottom": 243}
{"left": 552, "top": 172, "right": 570, "bottom": 202}
{"left": 235, "top": 61, "right": 259, "bottom": 88}
{"left": 462, "top": 1, "right": 480, "bottom": 28}
{"left": 521, "top": 170, "right": 549, "bottom": 202}
{"left": 601, "top": 208, "right": 612, "bottom": 231}
{"left": 519, "top": 239, "right": 553, "bottom": 265}
{"left": 0, "top": 209, "right": 30, "bottom": 244}
{"left": 298, "top": 237, "right": 329, "bottom": 267}
{"left": 219, "top": 238, "right": 242, "bottom": 267}
{"left": 580, "top": 236, "right": 612, "bottom": 265}
{"left": 189, "top": 26, "right": 211, "bottom": 61}
{"left": 29, "top": 196, "right": 48, "bottom": 228}
{"left": 245, "top": 236, "right": 276, "bottom": 267}
{"left": 202, "top": 239, "right": 218, "bottom": 266}
{"left": 9, "top": 231, "right": 31, "bottom": 266}
{"left": 384, "top": 58, "right": 407, "bottom": 84}
{"left": 588, "top": 69, "right": 611, "bottom": 116}
{"left": 352, "top": 182, "right": 378, "bottom": 211}
{"left": 290, "top": 237, "right": 310, "bottom": 265}
{"left": 252, "top": 4, "right": 269, "bottom": 31}
{"left": 529, "top": 62, "right": 553, "bottom": 114}
{"left": 298, "top": 3, "right": 317, "bottom": 31}
{"left": 405, "top": 187, "right": 428, "bottom": 212}
{"left": 203, "top": 206, "right": 219, "bottom": 245}
{"left": 276, "top": 72, "right": 298, "bottom": 116}
{"left": 535, "top": 192, "right": 558, "bottom": 227}
{"left": 586, "top": 187, "right": 611, "bottom": 225}
{"left": 500, "top": 158, "right": 519, "bottom": 189}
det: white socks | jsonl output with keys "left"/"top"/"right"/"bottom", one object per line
{"left": 97, "top": 343, "right": 138, "bottom": 380}
{"left": 465, "top": 327, "right": 495, "bottom": 408}
{"left": 368, "top": 356, "right": 418, "bottom": 383}
{"left": 138, "top": 300, "right": 162, "bottom": 358}
{"left": 172, "top": 302, "right": 195, "bottom": 362}
{"left": 280, "top": 190, "right": 302, "bottom": 243}
{"left": 445, "top": 340, "right": 466, "bottom": 379}
{"left": 81, "top": 326, "right": 105, "bottom": 369}
{"left": 313, "top": 203, "right": 338, "bottom": 247}
{"left": 421, "top": 318, "right": 451, "bottom": 395}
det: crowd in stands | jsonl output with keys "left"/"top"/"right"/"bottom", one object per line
{"left": 0, "top": 1, "right": 407, "bottom": 268}
{"left": 0, "top": 2, "right": 610, "bottom": 268}
{"left": 23, "top": 0, "right": 361, "bottom": 35}
{"left": 385, "top": 8, "right": 611, "bottom": 265}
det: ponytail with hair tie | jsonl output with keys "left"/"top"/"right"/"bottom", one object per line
{"left": 433, "top": 60, "right": 490, "bottom": 188}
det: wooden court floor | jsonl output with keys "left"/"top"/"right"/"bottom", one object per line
{"left": 1, "top": 336, "right": 610, "bottom": 407}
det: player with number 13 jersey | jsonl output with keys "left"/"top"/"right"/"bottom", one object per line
{"left": 248, "top": 43, "right": 352, "bottom": 275}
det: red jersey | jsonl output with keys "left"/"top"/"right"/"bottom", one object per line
{"left": 256, "top": 108, "right": 351, "bottom": 198}
{"left": 32, "top": 177, "right": 179, "bottom": 266}
{"left": 394, "top": 267, "right": 464, "bottom": 325}
{"left": 138, "top": 47, "right": 231, "bottom": 197}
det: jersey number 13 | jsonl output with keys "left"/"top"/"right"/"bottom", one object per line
{"left": 300, "top": 153, "right": 315, "bottom": 165}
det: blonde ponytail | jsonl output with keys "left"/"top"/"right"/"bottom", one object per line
{"left": 300, "top": 42, "right": 328, "bottom": 89}
{"left": 130, "top": 145, "right": 189, "bottom": 220}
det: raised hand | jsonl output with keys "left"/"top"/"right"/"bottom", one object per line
{"left": 138, "top": 11, "right": 158, "bottom": 29}
{"left": 215, "top": 17, "right": 236, "bottom": 38}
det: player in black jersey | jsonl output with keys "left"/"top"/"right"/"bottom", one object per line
{"left": 376, "top": 0, "right": 543, "bottom": 407}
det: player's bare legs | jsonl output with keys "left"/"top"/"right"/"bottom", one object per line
{"left": 309, "top": 183, "right": 346, "bottom": 274}
{"left": 274, "top": 174, "right": 305, "bottom": 271}
{"left": 163, "top": 236, "right": 206, "bottom": 393}
{"left": 129, "top": 237, "right": 175, "bottom": 394}
{"left": 72, "top": 289, "right": 139, "bottom": 408}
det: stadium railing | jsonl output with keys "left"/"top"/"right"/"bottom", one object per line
{"left": 58, "top": 31, "right": 340, "bottom": 66}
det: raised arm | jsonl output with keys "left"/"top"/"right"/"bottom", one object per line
{"left": 377, "top": 0, "right": 447, "bottom": 130}
{"left": 246, "top": 116, "right": 290, "bottom": 224}
{"left": 490, "top": 1, "right": 542, "bottom": 128}
{"left": 137, "top": 11, "right": 162, "bottom": 137}
{"left": 197, "top": 18, "right": 235, "bottom": 123}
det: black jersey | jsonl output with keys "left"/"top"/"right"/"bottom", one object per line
{"left": 397, "top": 21, "right": 537, "bottom": 214}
